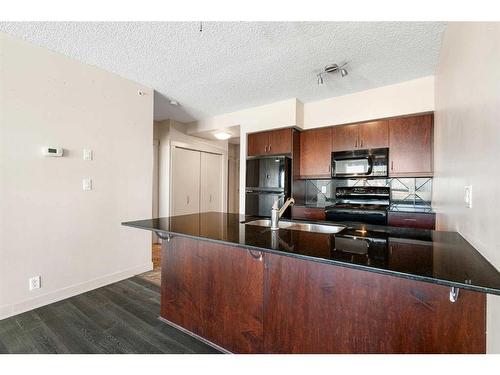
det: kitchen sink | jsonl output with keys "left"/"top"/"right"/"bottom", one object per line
{"left": 245, "top": 219, "right": 345, "bottom": 234}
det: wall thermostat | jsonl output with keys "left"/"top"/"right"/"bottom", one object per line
{"left": 43, "top": 147, "right": 64, "bottom": 157}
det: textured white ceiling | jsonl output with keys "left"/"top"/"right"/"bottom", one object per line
{"left": 0, "top": 22, "right": 445, "bottom": 122}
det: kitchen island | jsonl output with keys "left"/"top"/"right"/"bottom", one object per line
{"left": 123, "top": 212, "right": 500, "bottom": 354}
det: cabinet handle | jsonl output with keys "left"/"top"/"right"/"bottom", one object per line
{"left": 403, "top": 218, "right": 417, "bottom": 222}
{"left": 187, "top": 195, "right": 190, "bottom": 204}
{"left": 264, "top": 145, "right": 268, "bottom": 153}
{"left": 360, "top": 139, "right": 364, "bottom": 147}
{"left": 209, "top": 194, "right": 212, "bottom": 203}
{"left": 391, "top": 161, "right": 394, "bottom": 171}
{"left": 328, "top": 164, "right": 331, "bottom": 172}
{"left": 355, "top": 139, "right": 358, "bottom": 148}
{"left": 269, "top": 144, "right": 272, "bottom": 152}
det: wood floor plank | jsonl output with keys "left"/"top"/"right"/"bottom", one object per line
{"left": 0, "top": 276, "right": 220, "bottom": 354}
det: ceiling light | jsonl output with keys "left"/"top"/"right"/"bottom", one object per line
{"left": 169, "top": 99, "right": 179, "bottom": 106}
{"left": 214, "top": 131, "right": 231, "bottom": 140}
{"left": 315, "top": 62, "right": 349, "bottom": 84}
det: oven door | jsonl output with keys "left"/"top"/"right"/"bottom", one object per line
{"left": 332, "top": 156, "right": 373, "bottom": 178}
{"left": 325, "top": 209, "right": 387, "bottom": 225}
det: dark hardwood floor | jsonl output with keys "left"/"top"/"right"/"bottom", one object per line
{"left": 0, "top": 277, "right": 220, "bottom": 354}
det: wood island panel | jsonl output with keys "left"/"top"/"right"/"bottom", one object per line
{"left": 263, "top": 252, "right": 486, "bottom": 354}
{"left": 161, "top": 236, "right": 264, "bottom": 353}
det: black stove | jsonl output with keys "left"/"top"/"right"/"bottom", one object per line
{"left": 325, "top": 186, "right": 390, "bottom": 225}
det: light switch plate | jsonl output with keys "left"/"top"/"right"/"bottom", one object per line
{"left": 83, "top": 178, "right": 92, "bottom": 191}
{"left": 464, "top": 185, "right": 472, "bottom": 208}
{"left": 321, "top": 186, "right": 327, "bottom": 194}
{"left": 83, "top": 149, "right": 93, "bottom": 161}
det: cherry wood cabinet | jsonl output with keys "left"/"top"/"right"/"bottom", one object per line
{"left": 268, "top": 128, "right": 293, "bottom": 155}
{"left": 263, "top": 252, "right": 486, "bottom": 354}
{"left": 359, "top": 120, "right": 389, "bottom": 149}
{"left": 161, "top": 237, "right": 264, "bottom": 353}
{"left": 332, "top": 120, "right": 388, "bottom": 151}
{"left": 291, "top": 206, "right": 326, "bottom": 221}
{"left": 162, "top": 236, "right": 486, "bottom": 353}
{"left": 388, "top": 211, "right": 436, "bottom": 230}
{"left": 389, "top": 114, "right": 433, "bottom": 176}
{"left": 332, "top": 124, "right": 359, "bottom": 151}
{"left": 247, "top": 131, "right": 269, "bottom": 156}
{"left": 247, "top": 128, "right": 292, "bottom": 156}
{"left": 299, "top": 127, "right": 333, "bottom": 178}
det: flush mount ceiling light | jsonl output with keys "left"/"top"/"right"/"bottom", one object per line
{"left": 169, "top": 99, "right": 179, "bottom": 106}
{"left": 214, "top": 131, "right": 232, "bottom": 140}
{"left": 317, "top": 62, "right": 349, "bottom": 85}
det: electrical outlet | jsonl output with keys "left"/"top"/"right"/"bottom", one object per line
{"left": 29, "top": 276, "right": 41, "bottom": 291}
{"left": 321, "top": 186, "right": 327, "bottom": 194}
{"left": 464, "top": 185, "right": 472, "bottom": 208}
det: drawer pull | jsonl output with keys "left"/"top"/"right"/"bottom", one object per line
{"left": 403, "top": 218, "right": 417, "bottom": 222}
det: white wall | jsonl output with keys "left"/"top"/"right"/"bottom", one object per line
{"left": 0, "top": 33, "right": 153, "bottom": 319}
{"left": 433, "top": 22, "right": 500, "bottom": 353}
{"left": 303, "top": 76, "right": 435, "bottom": 128}
{"left": 187, "top": 79, "right": 435, "bottom": 215}
{"left": 154, "top": 120, "right": 228, "bottom": 218}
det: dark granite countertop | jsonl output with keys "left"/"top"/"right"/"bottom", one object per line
{"left": 122, "top": 212, "right": 500, "bottom": 295}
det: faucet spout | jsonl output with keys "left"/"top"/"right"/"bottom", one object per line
{"left": 270, "top": 197, "right": 295, "bottom": 230}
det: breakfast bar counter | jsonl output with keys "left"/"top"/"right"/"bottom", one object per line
{"left": 123, "top": 212, "right": 500, "bottom": 353}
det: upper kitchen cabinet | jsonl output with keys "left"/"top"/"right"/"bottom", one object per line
{"left": 332, "top": 120, "right": 388, "bottom": 151}
{"left": 247, "top": 128, "right": 292, "bottom": 157}
{"left": 332, "top": 124, "right": 359, "bottom": 151}
{"left": 388, "top": 114, "right": 433, "bottom": 177}
{"left": 358, "top": 120, "right": 389, "bottom": 149}
{"left": 299, "top": 127, "right": 333, "bottom": 178}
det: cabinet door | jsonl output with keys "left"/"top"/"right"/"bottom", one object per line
{"left": 299, "top": 127, "right": 333, "bottom": 178}
{"left": 332, "top": 124, "right": 359, "bottom": 151}
{"left": 268, "top": 128, "right": 292, "bottom": 155}
{"left": 248, "top": 132, "right": 269, "bottom": 157}
{"left": 264, "top": 252, "right": 485, "bottom": 353}
{"left": 162, "top": 237, "right": 264, "bottom": 353}
{"left": 171, "top": 147, "right": 200, "bottom": 216}
{"left": 200, "top": 152, "right": 223, "bottom": 213}
{"left": 389, "top": 114, "right": 433, "bottom": 176}
{"left": 358, "top": 120, "right": 388, "bottom": 149}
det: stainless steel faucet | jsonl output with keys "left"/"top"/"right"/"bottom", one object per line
{"left": 271, "top": 197, "right": 295, "bottom": 230}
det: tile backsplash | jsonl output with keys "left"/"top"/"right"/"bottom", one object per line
{"left": 304, "top": 177, "right": 433, "bottom": 209}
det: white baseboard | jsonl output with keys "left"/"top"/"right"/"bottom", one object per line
{"left": 0, "top": 262, "right": 153, "bottom": 321}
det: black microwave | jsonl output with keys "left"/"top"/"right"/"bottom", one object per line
{"left": 331, "top": 148, "right": 389, "bottom": 178}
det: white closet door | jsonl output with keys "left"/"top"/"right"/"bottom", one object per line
{"left": 171, "top": 147, "right": 200, "bottom": 216}
{"left": 200, "top": 152, "right": 223, "bottom": 213}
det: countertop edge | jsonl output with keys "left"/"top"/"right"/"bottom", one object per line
{"left": 122, "top": 222, "right": 500, "bottom": 296}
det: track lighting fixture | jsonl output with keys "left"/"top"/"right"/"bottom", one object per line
{"left": 316, "top": 62, "right": 349, "bottom": 85}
